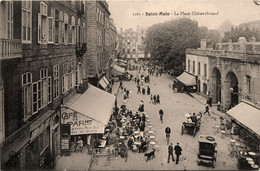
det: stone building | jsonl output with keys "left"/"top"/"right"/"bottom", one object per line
{"left": 238, "top": 20, "right": 260, "bottom": 31}
{"left": 186, "top": 37, "right": 260, "bottom": 110}
{"left": 86, "top": 0, "right": 111, "bottom": 88}
{"left": 136, "top": 25, "right": 150, "bottom": 60}
{"left": 0, "top": 0, "right": 87, "bottom": 169}
{"left": 120, "top": 28, "right": 138, "bottom": 60}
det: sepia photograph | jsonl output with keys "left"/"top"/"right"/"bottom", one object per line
{"left": 0, "top": 0, "right": 260, "bottom": 170}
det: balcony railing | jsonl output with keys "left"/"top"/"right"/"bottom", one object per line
{"left": 186, "top": 48, "right": 260, "bottom": 62}
{"left": 0, "top": 39, "right": 22, "bottom": 59}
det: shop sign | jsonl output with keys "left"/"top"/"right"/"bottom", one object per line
{"left": 30, "top": 118, "right": 51, "bottom": 141}
{"left": 0, "top": 123, "right": 30, "bottom": 164}
{"left": 61, "top": 107, "right": 105, "bottom": 135}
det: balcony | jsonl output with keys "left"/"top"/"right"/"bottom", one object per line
{"left": 0, "top": 39, "right": 22, "bottom": 60}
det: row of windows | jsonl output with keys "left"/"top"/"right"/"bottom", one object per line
{"left": 21, "top": 1, "right": 85, "bottom": 45}
{"left": 188, "top": 60, "right": 207, "bottom": 77}
{"left": 22, "top": 62, "right": 78, "bottom": 121}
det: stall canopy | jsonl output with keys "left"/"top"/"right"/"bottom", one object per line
{"left": 112, "top": 65, "right": 125, "bottom": 76}
{"left": 227, "top": 101, "right": 260, "bottom": 137}
{"left": 98, "top": 76, "right": 109, "bottom": 90}
{"left": 176, "top": 71, "right": 196, "bottom": 86}
{"left": 61, "top": 84, "right": 115, "bottom": 135}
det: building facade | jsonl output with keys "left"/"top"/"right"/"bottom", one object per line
{"left": 86, "top": 0, "right": 111, "bottom": 86}
{"left": 120, "top": 28, "right": 138, "bottom": 60}
{"left": 186, "top": 37, "right": 260, "bottom": 111}
{"left": 136, "top": 25, "right": 150, "bottom": 59}
{"left": 0, "top": 0, "right": 88, "bottom": 169}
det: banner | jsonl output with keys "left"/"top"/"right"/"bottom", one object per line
{"left": 61, "top": 107, "right": 105, "bottom": 135}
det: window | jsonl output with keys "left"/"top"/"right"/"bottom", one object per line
{"left": 62, "top": 62, "right": 69, "bottom": 94}
{"left": 40, "top": 69, "right": 52, "bottom": 106}
{"left": 53, "top": 65, "right": 59, "bottom": 99}
{"left": 193, "top": 61, "right": 195, "bottom": 74}
{"left": 204, "top": 64, "right": 207, "bottom": 77}
{"left": 40, "top": 68, "right": 48, "bottom": 79}
{"left": 198, "top": 62, "right": 201, "bottom": 75}
{"left": 38, "top": 2, "right": 48, "bottom": 43}
{"left": 54, "top": 9, "right": 60, "bottom": 44}
{"left": 188, "top": 60, "right": 190, "bottom": 72}
{"left": 22, "top": 1, "right": 32, "bottom": 43}
{"left": 7, "top": 1, "right": 13, "bottom": 39}
{"left": 48, "top": 17, "right": 54, "bottom": 43}
{"left": 22, "top": 72, "right": 32, "bottom": 121}
{"left": 68, "top": 25, "right": 72, "bottom": 44}
{"left": 246, "top": 75, "right": 251, "bottom": 95}
{"left": 71, "top": 60, "right": 75, "bottom": 68}
{"left": 32, "top": 80, "right": 43, "bottom": 114}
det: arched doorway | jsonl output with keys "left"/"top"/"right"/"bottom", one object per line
{"left": 225, "top": 71, "right": 238, "bottom": 109}
{"left": 212, "top": 68, "right": 221, "bottom": 103}
{"left": 203, "top": 83, "right": 207, "bottom": 95}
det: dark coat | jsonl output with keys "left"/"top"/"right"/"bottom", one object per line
{"left": 168, "top": 145, "right": 174, "bottom": 154}
{"left": 174, "top": 145, "right": 182, "bottom": 155}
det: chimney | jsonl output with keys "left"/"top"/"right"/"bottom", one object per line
{"left": 200, "top": 39, "right": 206, "bottom": 49}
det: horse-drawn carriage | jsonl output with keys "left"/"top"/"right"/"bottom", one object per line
{"left": 181, "top": 112, "right": 202, "bottom": 137}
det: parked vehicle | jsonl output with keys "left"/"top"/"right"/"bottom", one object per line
{"left": 197, "top": 135, "right": 217, "bottom": 168}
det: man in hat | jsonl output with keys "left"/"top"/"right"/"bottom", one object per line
{"left": 167, "top": 143, "right": 175, "bottom": 163}
{"left": 174, "top": 142, "right": 182, "bottom": 164}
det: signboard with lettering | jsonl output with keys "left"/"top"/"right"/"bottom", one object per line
{"left": 61, "top": 107, "right": 105, "bottom": 135}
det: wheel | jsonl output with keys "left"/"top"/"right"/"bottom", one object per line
{"left": 206, "top": 136, "right": 215, "bottom": 141}
{"left": 181, "top": 125, "right": 184, "bottom": 135}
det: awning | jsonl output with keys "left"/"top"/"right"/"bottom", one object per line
{"left": 61, "top": 84, "right": 115, "bottom": 135}
{"left": 112, "top": 65, "right": 125, "bottom": 76}
{"left": 176, "top": 72, "right": 196, "bottom": 86}
{"left": 227, "top": 101, "right": 260, "bottom": 137}
{"left": 99, "top": 76, "right": 109, "bottom": 90}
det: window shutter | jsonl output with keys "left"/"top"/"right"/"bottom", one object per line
{"left": 46, "top": 17, "right": 49, "bottom": 43}
{"left": 52, "top": 17, "right": 55, "bottom": 43}
{"left": 38, "top": 13, "right": 42, "bottom": 43}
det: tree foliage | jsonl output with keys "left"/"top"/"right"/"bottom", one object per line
{"left": 144, "top": 18, "right": 221, "bottom": 76}
{"left": 222, "top": 27, "right": 260, "bottom": 43}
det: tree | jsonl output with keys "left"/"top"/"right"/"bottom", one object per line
{"left": 145, "top": 18, "right": 220, "bottom": 75}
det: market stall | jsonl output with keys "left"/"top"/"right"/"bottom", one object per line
{"left": 174, "top": 71, "right": 197, "bottom": 93}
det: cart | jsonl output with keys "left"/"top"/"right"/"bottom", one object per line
{"left": 197, "top": 135, "right": 217, "bottom": 168}
{"left": 181, "top": 121, "right": 200, "bottom": 137}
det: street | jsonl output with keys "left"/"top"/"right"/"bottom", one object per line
{"left": 88, "top": 68, "right": 238, "bottom": 170}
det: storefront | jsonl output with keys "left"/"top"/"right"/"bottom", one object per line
{"left": 175, "top": 71, "right": 197, "bottom": 92}
{"left": 98, "top": 76, "right": 110, "bottom": 92}
{"left": 61, "top": 84, "right": 115, "bottom": 151}
{"left": 112, "top": 65, "right": 125, "bottom": 81}
{"left": 226, "top": 101, "right": 260, "bottom": 150}
{"left": 25, "top": 110, "right": 55, "bottom": 169}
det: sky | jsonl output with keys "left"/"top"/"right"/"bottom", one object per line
{"left": 107, "top": 0, "right": 260, "bottom": 31}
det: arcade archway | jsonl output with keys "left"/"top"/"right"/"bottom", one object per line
{"left": 212, "top": 68, "right": 222, "bottom": 103}
{"left": 225, "top": 71, "right": 239, "bottom": 109}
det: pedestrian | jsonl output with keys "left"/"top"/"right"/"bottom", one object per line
{"left": 159, "top": 109, "right": 164, "bottom": 123}
{"left": 126, "top": 90, "right": 129, "bottom": 98}
{"left": 137, "top": 85, "right": 141, "bottom": 94}
{"left": 147, "top": 86, "right": 150, "bottom": 95}
{"left": 165, "top": 127, "right": 171, "bottom": 145}
{"left": 150, "top": 94, "right": 153, "bottom": 103}
{"left": 142, "top": 87, "right": 145, "bottom": 95}
{"left": 167, "top": 143, "right": 175, "bottom": 163}
{"left": 153, "top": 95, "right": 157, "bottom": 104}
{"left": 217, "top": 101, "right": 221, "bottom": 111}
{"left": 129, "top": 90, "right": 132, "bottom": 98}
{"left": 204, "top": 104, "right": 210, "bottom": 116}
{"left": 139, "top": 122, "right": 145, "bottom": 138}
{"left": 141, "top": 113, "right": 146, "bottom": 123}
{"left": 134, "top": 77, "right": 137, "bottom": 83}
{"left": 174, "top": 142, "right": 182, "bottom": 164}
{"left": 120, "top": 81, "right": 123, "bottom": 91}
{"left": 156, "top": 94, "right": 160, "bottom": 104}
